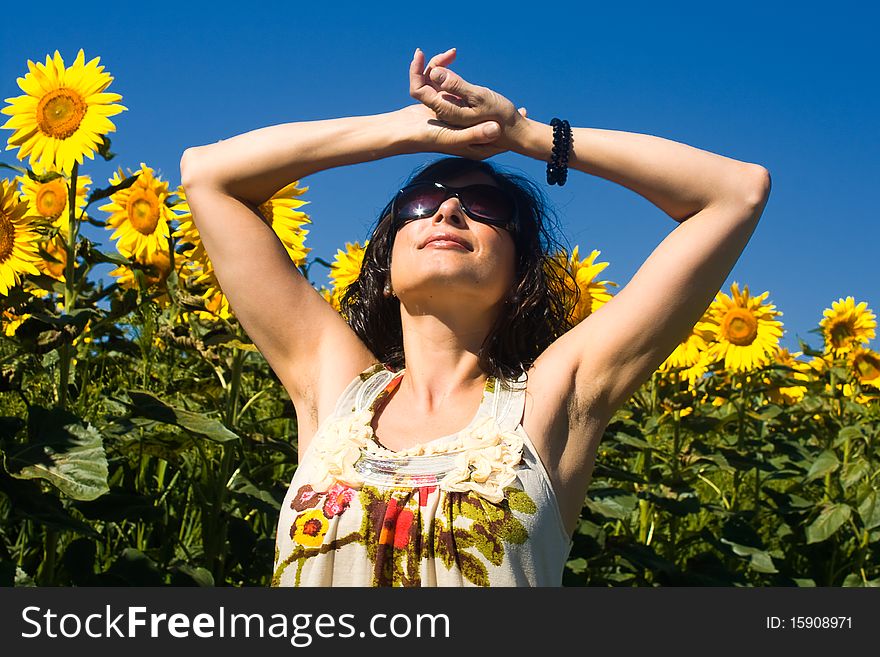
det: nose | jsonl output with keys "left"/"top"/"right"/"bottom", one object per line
{"left": 432, "top": 195, "right": 466, "bottom": 227}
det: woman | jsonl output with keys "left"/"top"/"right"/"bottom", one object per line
{"left": 180, "top": 47, "right": 771, "bottom": 586}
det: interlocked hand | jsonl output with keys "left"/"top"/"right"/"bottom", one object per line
{"left": 406, "top": 47, "right": 528, "bottom": 159}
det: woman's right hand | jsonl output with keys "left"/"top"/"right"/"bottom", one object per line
{"left": 398, "top": 48, "right": 527, "bottom": 160}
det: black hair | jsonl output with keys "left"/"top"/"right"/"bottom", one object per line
{"left": 339, "top": 156, "right": 578, "bottom": 380}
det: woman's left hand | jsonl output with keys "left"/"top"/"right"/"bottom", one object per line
{"left": 409, "top": 47, "right": 529, "bottom": 153}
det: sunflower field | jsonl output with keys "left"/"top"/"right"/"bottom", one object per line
{"left": 1, "top": 49, "right": 878, "bottom": 587}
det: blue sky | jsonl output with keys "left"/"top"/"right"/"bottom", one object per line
{"left": 2, "top": 0, "right": 877, "bottom": 356}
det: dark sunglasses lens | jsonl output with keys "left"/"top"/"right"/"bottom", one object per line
{"left": 461, "top": 185, "right": 516, "bottom": 225}
{"left": 396, "top": 184, "right": 445, "bottom": 221}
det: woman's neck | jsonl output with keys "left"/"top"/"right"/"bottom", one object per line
{"left": 396, "top": 307, "right": 495, "bottom": 413}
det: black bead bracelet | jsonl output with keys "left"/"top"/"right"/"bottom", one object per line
{"left": 547, "top": 118, "right": 572, "bottom": 186}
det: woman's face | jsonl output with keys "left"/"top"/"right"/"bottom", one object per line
{"left": 388, "top": 170, "right": 517, "bottom": 313}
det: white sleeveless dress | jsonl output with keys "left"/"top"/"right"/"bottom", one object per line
{"left": 271, "top": 362, "right": 573, "bottom": 587}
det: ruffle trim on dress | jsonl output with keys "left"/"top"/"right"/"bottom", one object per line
{"left": 307, "top": 411, "right": 524, "bottom": 504}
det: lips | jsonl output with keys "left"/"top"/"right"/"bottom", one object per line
{"left": 421, "top": 232, "right": 473, "bottom": 251}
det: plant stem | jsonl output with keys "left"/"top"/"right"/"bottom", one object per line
{"left": 37, "top": 529, "right": 58, "bottom": 585}
{"left": 732, "top": 373, "right": 748, "bottom": 511}
{"left": 58, "top": 161, "right": 81, "bottom": 408}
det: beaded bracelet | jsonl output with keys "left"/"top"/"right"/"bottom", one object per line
{"left": 547, "top": 118, "right": 572, "bottom": 186}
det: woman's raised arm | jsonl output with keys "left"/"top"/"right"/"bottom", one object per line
{"left": 179, "top": 96, "right": 506, "bottom": 452}
{"left": 412, "top": 51, "right": 771, "bottom": 529}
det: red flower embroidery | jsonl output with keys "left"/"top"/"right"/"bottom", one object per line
{"left": 378, "top": 497, "right": 415, "bottom": 548}
{"left": 394, "top": 508, "right": 414, "bottom": 549}
{"left": 323, "top": 482, "right": 354, "bottom": 518}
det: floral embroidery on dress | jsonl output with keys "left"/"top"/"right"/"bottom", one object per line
{"left": 272, "top": 481, "right": 537, "bottom": 587}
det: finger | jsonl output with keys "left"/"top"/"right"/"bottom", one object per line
{"left": 429, "top": 66, "right": 476, "bottom": 104}
{"left": 466, "top": 120, "right": 501, "bottom": 144}
{"left": 518, "top": 107, "right": 528, "bottom": 118}
{"left": 422, "top": 48, "right": 457, "bottom": 92}
{"left": 424, "top": 47, "right": 456, "bottom": 75}
{"left": 409, "top": 48, "right": 429, "bottom": 97}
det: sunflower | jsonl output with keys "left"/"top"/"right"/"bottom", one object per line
{"left": 657, "top": 320, "right": 716, "bottom": 389}
{"left": 36, "top": 232, "right": 67, "bottom": 281}
{"left": 101, "top": 163, "right": 175, "bottom": 260}
{"left": 545, "top": 245, "right": 616, "bottom": 324}
{"left": 174, "top": 181, "right": 311, "bottom": 319}
{"left": 15, "top": 171, "right": 91, "bottom": 284}
{"left": 2, "top": 308, "right": 31, "bottom": 337}
{"left": 255, "top": 180, "right": 311, "bottom": 266}
{"left": 0, "top": 179, "right": 41, "bottom": 295}
{"left": 1, "top": 49, "right": 127, "bottom": 177}
{"left": 807, "top": 354, "right": 831, "bottom": 377}
{"left": 701, "top": 282, "right": 784, "bottom": 373}
{"left": 847, "top": 346, "right": 880, "bottom": 391}
{"left": 318, "top": 285, "right": 339, "bottom": 312}
{"left": 324, "top": 240, "right": 368, "bottom": 309}
{"left": 763, "top": 347, "right": 813, "bottom": 406}
{"left": 109, "top": 250, "right": 172, "bottom": 305}
{"left": 17, "top": 171, "right": 92, "bottom": 234}
{"left": 819, "top": 296, "right": 876, "bottom": 358}
{"left": 173, "top": 187, "right": 231, "bottom": 320}
{"left": 330, "top": 240, "right": 367, "bottom": 291}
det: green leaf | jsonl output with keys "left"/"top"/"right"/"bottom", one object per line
{"left": 840, "top": 461, "right": 870, "bottom": 490}
{"left": 613, "top": 541, "right": 677, "bottom": 576}
{"left": 611, "top": 431, "right": 651, "bottom": 450}
{"left": 0, "top": 162, "right": 29, "bottom": 176}
{"left": 121, "top": 390, "right": 239, "bottom": 442}
{"left": 842, "top": 573, "right": 880, "bottom": 587}
{"left": 170, "top": 565, "right": 214, "bottom": 587}
{"left": 857, "top": 491, "right": 880, "bottom": 530}
{"left": 805, "top": 449, "right": 839, "bottom": 482}
{"left": 105, "top": 548, "right": 164, "bottom": 586}
{"left": 78, "top": 238, "right": 131, "bottom": 267}
{"left": 584, "top": 487, "right": 638, "bottom": 520}
{"left": 229, "top": 473, "right": 281, "bottom": 511}
{"left": 834, "top": 425, "right": 864, "bottom": 448}
{"left": 806, "top": 503, "right": 852, "bottom": 544}
{"left": 95, "top": 134, "right": 117, "bottom": 162}
{"left": 793, "top": 578, "right": 816, "bottom": 587}
{"left": 86, "top": 170, "right": 136, "bottom": 205}
{"left": 0, "top": 470, "right": 99, "bottom": 537}
{"left": 6, "top": 407, "right": 109, "bottom": 501}
{"left": 757, "top": 405, "right": 784, "bottom": 421}
{"left": 643, "top": 484, "right": 701, "bottom": 516}
{"left": 719, "top": 539, "right": 779, "bottom": 574}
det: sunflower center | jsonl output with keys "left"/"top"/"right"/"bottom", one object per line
{"left": 127, "top": 191, "right": 160, "bottom": 235}
{"left": 855, "top": 354, "right": 879, "bottom": 380}
{"left": 829, "top": 320, "right": 853, "bottom": 348}
{"left": 36, "top": 180, "right": 69, "bottom": 219}
{"left": 36, "top": 88, "right": 87, "bottom": 140}
{"left": 723, "top": 308, "right": 758, "bottom": 346}
{"left": 0, "top": 214, "right": 15, "bottom": 262}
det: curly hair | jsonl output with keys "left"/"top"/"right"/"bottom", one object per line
{"left": 339, "top": 156, "right": 579, "bottom": 381}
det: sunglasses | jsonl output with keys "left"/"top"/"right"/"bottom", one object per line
{"left": 391, "top": 182, "right": 518, "bottom": 232}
